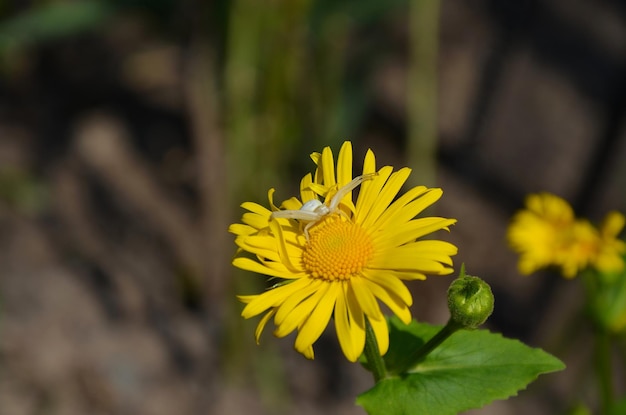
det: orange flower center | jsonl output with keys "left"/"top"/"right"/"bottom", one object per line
{"left": 302, "top": 215, "right": 373, "bottom": 281}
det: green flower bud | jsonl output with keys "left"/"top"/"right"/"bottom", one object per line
{"left": 447, "top": 275, "right": 494, "bottom": 329}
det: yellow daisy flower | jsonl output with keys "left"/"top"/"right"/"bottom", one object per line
{"left": 229, "top": 141, "right": 457, "bottom": 362}
{"left": 507, "top": 193, "right": 580, "bottom": 277}
{"left": 508, "top": 193, "right": 625, "bottom": 278}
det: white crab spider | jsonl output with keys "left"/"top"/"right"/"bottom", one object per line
{"left": 271, "top": 173, "right": 377, "bottom": 241}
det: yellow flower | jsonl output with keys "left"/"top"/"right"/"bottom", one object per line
{"left": 507, "top": 193, "right": 579, "bottom": 277}
{"left": 508, "top": 193, "right": 625, "bottom": 278}
{"left": 229, "top": 141, "right": 457, "bottom": 362}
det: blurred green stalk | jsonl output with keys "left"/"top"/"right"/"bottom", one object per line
{"left": 223, "top": 1, "right": 313, "bottom": 412}
{"left": 407, "top": 0, "right": 440, "bottom": 188}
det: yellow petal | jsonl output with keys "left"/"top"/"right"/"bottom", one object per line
{"left": 335, "top": 142, "right": 356, "bottom": 210}
{"left": 320, "top": 146, "right": 336, "bottom": 188}
{"left": 233, "top": 257, "right": 303, "bottom": 279}
{"left": 241, "top": 281, "right": 304, "bottom": 318}
{"left": 274, "top": 278, "right": 323, "bottom": 325}
{"left": 383, "top": 188, "right": 443, "bottom": 228}
{"left": 602, "top": 211, "right": 625, "bottom": 238}
{"left": 369, "top": 252, "right": 451, "bottom": 274}
{"left": 228, "top": 223, "right": 257, "bottom": 236}
{"left": 386, "top": 270, "right": 428, "bottom": 281}
{"left": 595, "top": 251, "right": 625, "bottom": 273}
{"left": 369, "top": 185, "right": 429, "bottom": 231}
{"left": 274, "top": 284, "right": 327, "bottom": 337}
{"left": 308, "top": 183, "right": 329, "bottom": 197}
{"left": 241, "top": 201, "right": 272, "bottom": 216}
{"left": 295, "top": 283, "right": 339, "bottom": 354}
{"left": 302, "top": 345, "right": 315, "bottom": 360}
{"left": 361, "top": 271, "right": 413, "bottom": 307}
{"left": 268, "top": 188, "right": 279, "bottom": 211}
{"left": 280, "top": 196, "right": 303, "bottom": 211}
{"left": 368, "top": 315, "right": 389, "bottom": 355}
{"left": 355, "top": 166, "right": 393, "bottom": 223}
{"left": 300, "top": 173, "right": 316, "bottom": 203}
{"left": 334, "top": 283, "right": 364, "bottom": 362}
{"left": 360, "top": 276, "right": 412, "bottom": 324}
{"left": 310, "top": 151, "right": 321, "bottom": 166}
{"left": 362, "top": 149, "right": 376, "bottom": 175}
{"left": 261, "top": 254, "right": 304, "bottom": 274}
{"left": 235, "top": 235, "right": 280, "bottom": 262}
{"left": 336, "top": 141, "right": 353, "bottom": 187}
{"left": 254, "top": 309, "right": 276, "bottom": 344}
{"left": 394, "top": 240, "right": 458, "bottom": 266}
{"left": 269, "top": 220, "right": 301, "bottom": 272}
{"left": 334, "top": 283, "right": 365, "bottom": 362}
{"left": 374, "top": 217, "right": 457, "bottom": 247}
{"left": 349, "top": 277, "right": 384, "bottom": 321}
{"left": 378, "top": 189, "right": 444, "bottom": 234}
{"left": 361, "top": 167, "right": 412, "bottom": 229}
{"left": 241, "top": 212, "right": 269, "bottom": 229}
{"left": 237, "top": 294, "right": 257, "bottom": 304}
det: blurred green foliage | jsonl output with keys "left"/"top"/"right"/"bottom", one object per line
{"left": 0, "top": 1, "right": 113, "bottom": 51}
{"left": 0, "top": 169, "right": 48, "bottom": 214}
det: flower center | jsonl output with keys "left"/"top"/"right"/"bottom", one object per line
{"left": 302, "top": 214, "right": 373, "bottom": 281}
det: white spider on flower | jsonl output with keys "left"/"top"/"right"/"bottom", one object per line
{"left": 271, "top": 173, "right": 377, "bottom": 241}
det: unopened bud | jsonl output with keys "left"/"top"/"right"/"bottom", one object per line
{"left": 447, "top": 274, "right": 494, "bottom": 329}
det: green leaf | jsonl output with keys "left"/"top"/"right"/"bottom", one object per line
{"left": 356, "top": 317, "right": 565, "bottom": 415}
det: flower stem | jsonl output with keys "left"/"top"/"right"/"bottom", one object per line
{"left": 363, "top": 317, "right": 386, "bottom": 383}
{"left": 406, "top": 319, "right": 463, "bottom": 368}
{"left": 595, "top": 329, "right": 613, "bottom": 413}
{"left": 408, "top": 0, "right": 440, "bottom": 188}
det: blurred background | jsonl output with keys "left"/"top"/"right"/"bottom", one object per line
{"left": 0, "top": 0, "right": 625, "bottom": 414}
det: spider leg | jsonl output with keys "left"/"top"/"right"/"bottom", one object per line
{"left": 271, "top": 209, "right": 321, "bottom": 221}
{"left": 303, "top": 221, "right": 315, "bottom": 243}
{"left": 328, "top": 172, "right": 378, "bottom": 211}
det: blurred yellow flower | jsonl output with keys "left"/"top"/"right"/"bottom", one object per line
{"left": 229, "top": 141, "right": 457, "bottom": 362}
{"left": 507, "top": 193, "right": 577, "bottom": 276}
{"left": 508, "top": 193, "right": 625, "bottom": 278}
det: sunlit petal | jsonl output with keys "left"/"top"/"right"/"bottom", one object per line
{"left": 295, "top": 283, "right": 340, "bottom": 354}
{"left": 368, "top": 315, "right": 389, "bottom": 355}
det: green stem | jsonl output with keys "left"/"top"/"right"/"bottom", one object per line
{"left": 581, "top": 269, "right": 615, "bottom": 412}
{"left": 408, "top": 0, "right": 440, "bottom": 188}
{"left": 595, "top": 329, "right": 613, "bottom": 413}
{"left": 364, "top": 317, "right": 387, "bottom": 383}
{"left": 406, "top": 319, "right": 462, "bottom": 368}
